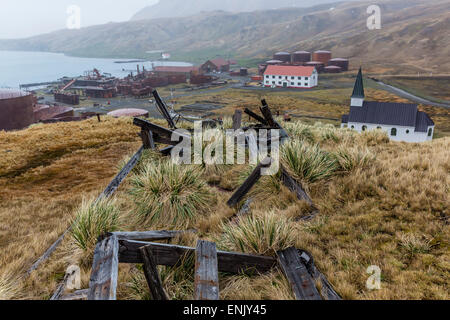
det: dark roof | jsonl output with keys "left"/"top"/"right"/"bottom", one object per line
{"left": 342, "top": 114, "right": 349, "bottom": 123}
{"left": 415, "top": 111, "right": 435, "bottom": 132}
{"left": 348, "top": 101, "right": 419, "bottom": 127}
{"left": 352, "top": 67, "right": 365, "bottom": 98}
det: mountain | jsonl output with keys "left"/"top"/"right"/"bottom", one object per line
{"left": 0, "top": 0, "right": 448, "bottom": 73}
{"left": 131, "top": 0, "right": 362, "bottom": 21}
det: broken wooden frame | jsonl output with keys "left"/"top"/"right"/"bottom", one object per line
{"left": 87, "top": 231, "right": 339, "bottom": 300}
{"left": 228, "top": 101, "right": 319, "bottom": 221}
{"left": 88, "top": 231, "right": 277, "bottom": 300}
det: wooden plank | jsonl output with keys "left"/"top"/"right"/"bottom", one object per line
{"left": 260, "top": 99, "right": 278, "bottom": 128}
{"left": 110, "top": 230, "right": 194, "bottom": 241}
{"left": 99, "top": 146, "right": 144, "bottom": 200}
{"left": 277, "top": 247, "right": 322, "bottom": 300}
{"left": 133, "top": 118, "right": 190, "bottom": 145}
{"left": 160, "top": 145, "right": 174, "bottom": 156}
{"left": 60, "top": 289, "right": 89, "bottom": 301}
{"left": 152, "top": 89, "right": 177, "bottom": 130}
{"left": 118, "top": 240, "right": 277, "bottom": 274}
{"left": 232, "top": 110, "right": 242, "bottom": 130}
{"left": 244, "top": 108, "right": 268, "bottom": 125}
{"left": 88, "top": 235, "right": 119, "bottom": 300}
{"left": 141, "top": 130, "right": 155, "bottom": 150}
{"left": 227, "top": 158, "right": 272, "bottom": 207}
{"left": 298, "top": 250, "right": 341, "bottom": 300}
{"left": 195, "top": 241, "right": 219, "bottom": 300}
{"left": 280, "top": 167, "right": 314, "bottom": 206}
{"left": 140, "top": 245, "right": 169, "bottom": 300}
{"left": 280, "top": 168, "right": 320, "bottom": 221}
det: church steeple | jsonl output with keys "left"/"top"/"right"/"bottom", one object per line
{"left": 351, "top": 67, "right": 365, "bottom": 107}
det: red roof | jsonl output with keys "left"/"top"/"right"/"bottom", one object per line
{"left": 264, "top": 65, "right": 315, "bottom": 77}
{"left": 209, "top": 58, "right": 229, "bottom": 68}
{"left": 154, "top": 66, "right": 198, "bottom": 73}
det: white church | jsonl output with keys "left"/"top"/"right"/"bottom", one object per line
{"left": 341, "top": 68, "right": 435, "bottom": 143}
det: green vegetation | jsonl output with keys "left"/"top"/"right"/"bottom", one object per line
{"left": 71, "top": 198, "right": 121, "bottom": 251}
{"left": 129, "top": 160, "right": 212, "bottom": 229}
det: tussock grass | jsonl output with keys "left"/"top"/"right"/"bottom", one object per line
{"left": 71, "top": 198, "right": 121, "bottom": 252}
{"left": 284, "top": 122, "right": 315, "bottom": 143}
{"left": 334, "top": 146, "right": 375, "bottom": 173}
{"left": 281, "top": 141, "right": 339, "bottom": 183}
{"left": 130, "top": 160, "right": 212, "bottom": 229}
{"left": 218, "top": 211, "right": 295, "bottom": 256}
{"left": 399, "top": 234, "right": 433, "bottom": 257}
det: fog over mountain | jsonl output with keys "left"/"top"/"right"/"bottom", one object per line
{"left": 131, "top": 0, "right": 363, "bottom": 20}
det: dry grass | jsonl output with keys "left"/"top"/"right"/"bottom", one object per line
{"left": 0, "top": 116, "right": 141, "bottom": 299}
{"left": 0, "top": 98, "right": 448, "bottom": 300}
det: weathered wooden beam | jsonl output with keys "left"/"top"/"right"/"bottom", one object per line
{"left": 244, "top": 108, "right": 268, "bottom": 125}
{"left": 140, "top": 245, "right": 169, "bottom": 300}
{"left": 159, "top": 145, "right": 174, "bottom": 156}
{"left": 133, "top": 118, "right": 190, "bottom": 146}
{"left": 260, "top": 100, "right": 290, "bottom": 141}
{"left": 280, "top": 167, "right": 313, "bottom": 206}
{"left": 227, "top": 158, "right": 272, "bottom": 207}
{"left": 98, "top": 146, "right": 144, "bottom": 200}
{"left": 141, "top": 130, "right": 155, "bottom": 150}
{"left": 118, "top": 240, "right": 277, "bottom": 274}
{"left": 110, "top": 230, "right": 194, "bottom": 241}
{"left": 277, "top": 247, "right": 322, "bottom": 300}
{"left": 88, "top": 235, "right": 119, "bottom": 300}
{"left": 60, "top": 289, "right": 89, "bottom": 301}
{"left": 298, "top": 250, "right": 341, "bottom": 300}
{"left": 232, "top": 110, "right": 242, "bottom": 130}
{"left": 27, "top": 229, "right": 70, "bottom": 275}
{"left": 195, "top": 241, "right": 219, "bottom": 300}
{"left": 152, "top": 89, "right": 177, "bottom": 130}
{"left": 260, "top": 99, "right": 279, "bottom": 128}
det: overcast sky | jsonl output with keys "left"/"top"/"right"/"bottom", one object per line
{"left": 0, "top": 0, "right": 158, "bottom": 39}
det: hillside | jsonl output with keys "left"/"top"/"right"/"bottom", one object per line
{"left": 131, "top": 0, "right": 362, "bottom": 20}
{"left": 0, "top": 0, "right": 449, "bottom": 73}
{"left": 0, "top": 115, "right": 448, "bottom": 300}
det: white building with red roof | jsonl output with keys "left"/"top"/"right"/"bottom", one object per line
{"left": 263, "top": 65, "right": 318, "bottom": 88}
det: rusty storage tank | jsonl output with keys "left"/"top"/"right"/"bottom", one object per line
{"left": 312, "top": 50, "right": 332, "bottom": 66}
{"left": 273, "top": 52, "right": 291, "bottom": 63}
{"left": 328, "top": 58, "right": 349, "bottom": 71}
{"left": 0, "top": 89, "right": 35, "bottom": 131}
{"left": 292, "top": 51, "right": 311, "bottom": 63}
{"left": 305, "top": 61, "right": 325, "bottom": 73}
{"left": 324, "top": 66, "right": 342, "bottom": 73}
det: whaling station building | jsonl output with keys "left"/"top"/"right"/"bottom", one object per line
{"left": 263, "top": 65, "right": 318, "bottom": 88}
{"left": 342, "top": 68, "right": 435, "bottom": 143}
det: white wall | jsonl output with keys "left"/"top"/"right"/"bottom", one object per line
{"left": 341, "top": 122, "right": 434, "bottom": 143}
{"left": 263, "top": 70, "right": 318, "bottom": 88}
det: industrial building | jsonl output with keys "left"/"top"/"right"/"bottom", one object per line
{"left": 0, "top": 89, "right": 36, "bottom": 131}
{"left": 0, "top": 89, "right": 75, "bottom": 131}
{"left": 341, "top": 68, "right": 434, "bottom": 143}
{"left": 260, "top": 50, "right": 349, "bottom": 74}
{"left": 200, "top": 58, "right": 231, "bottom": 73}
{"left": 263, "top": 65, "right": 318, "bottom": 89}
{"left": 153, "top": 66, "right": 199, "bottom": 78}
